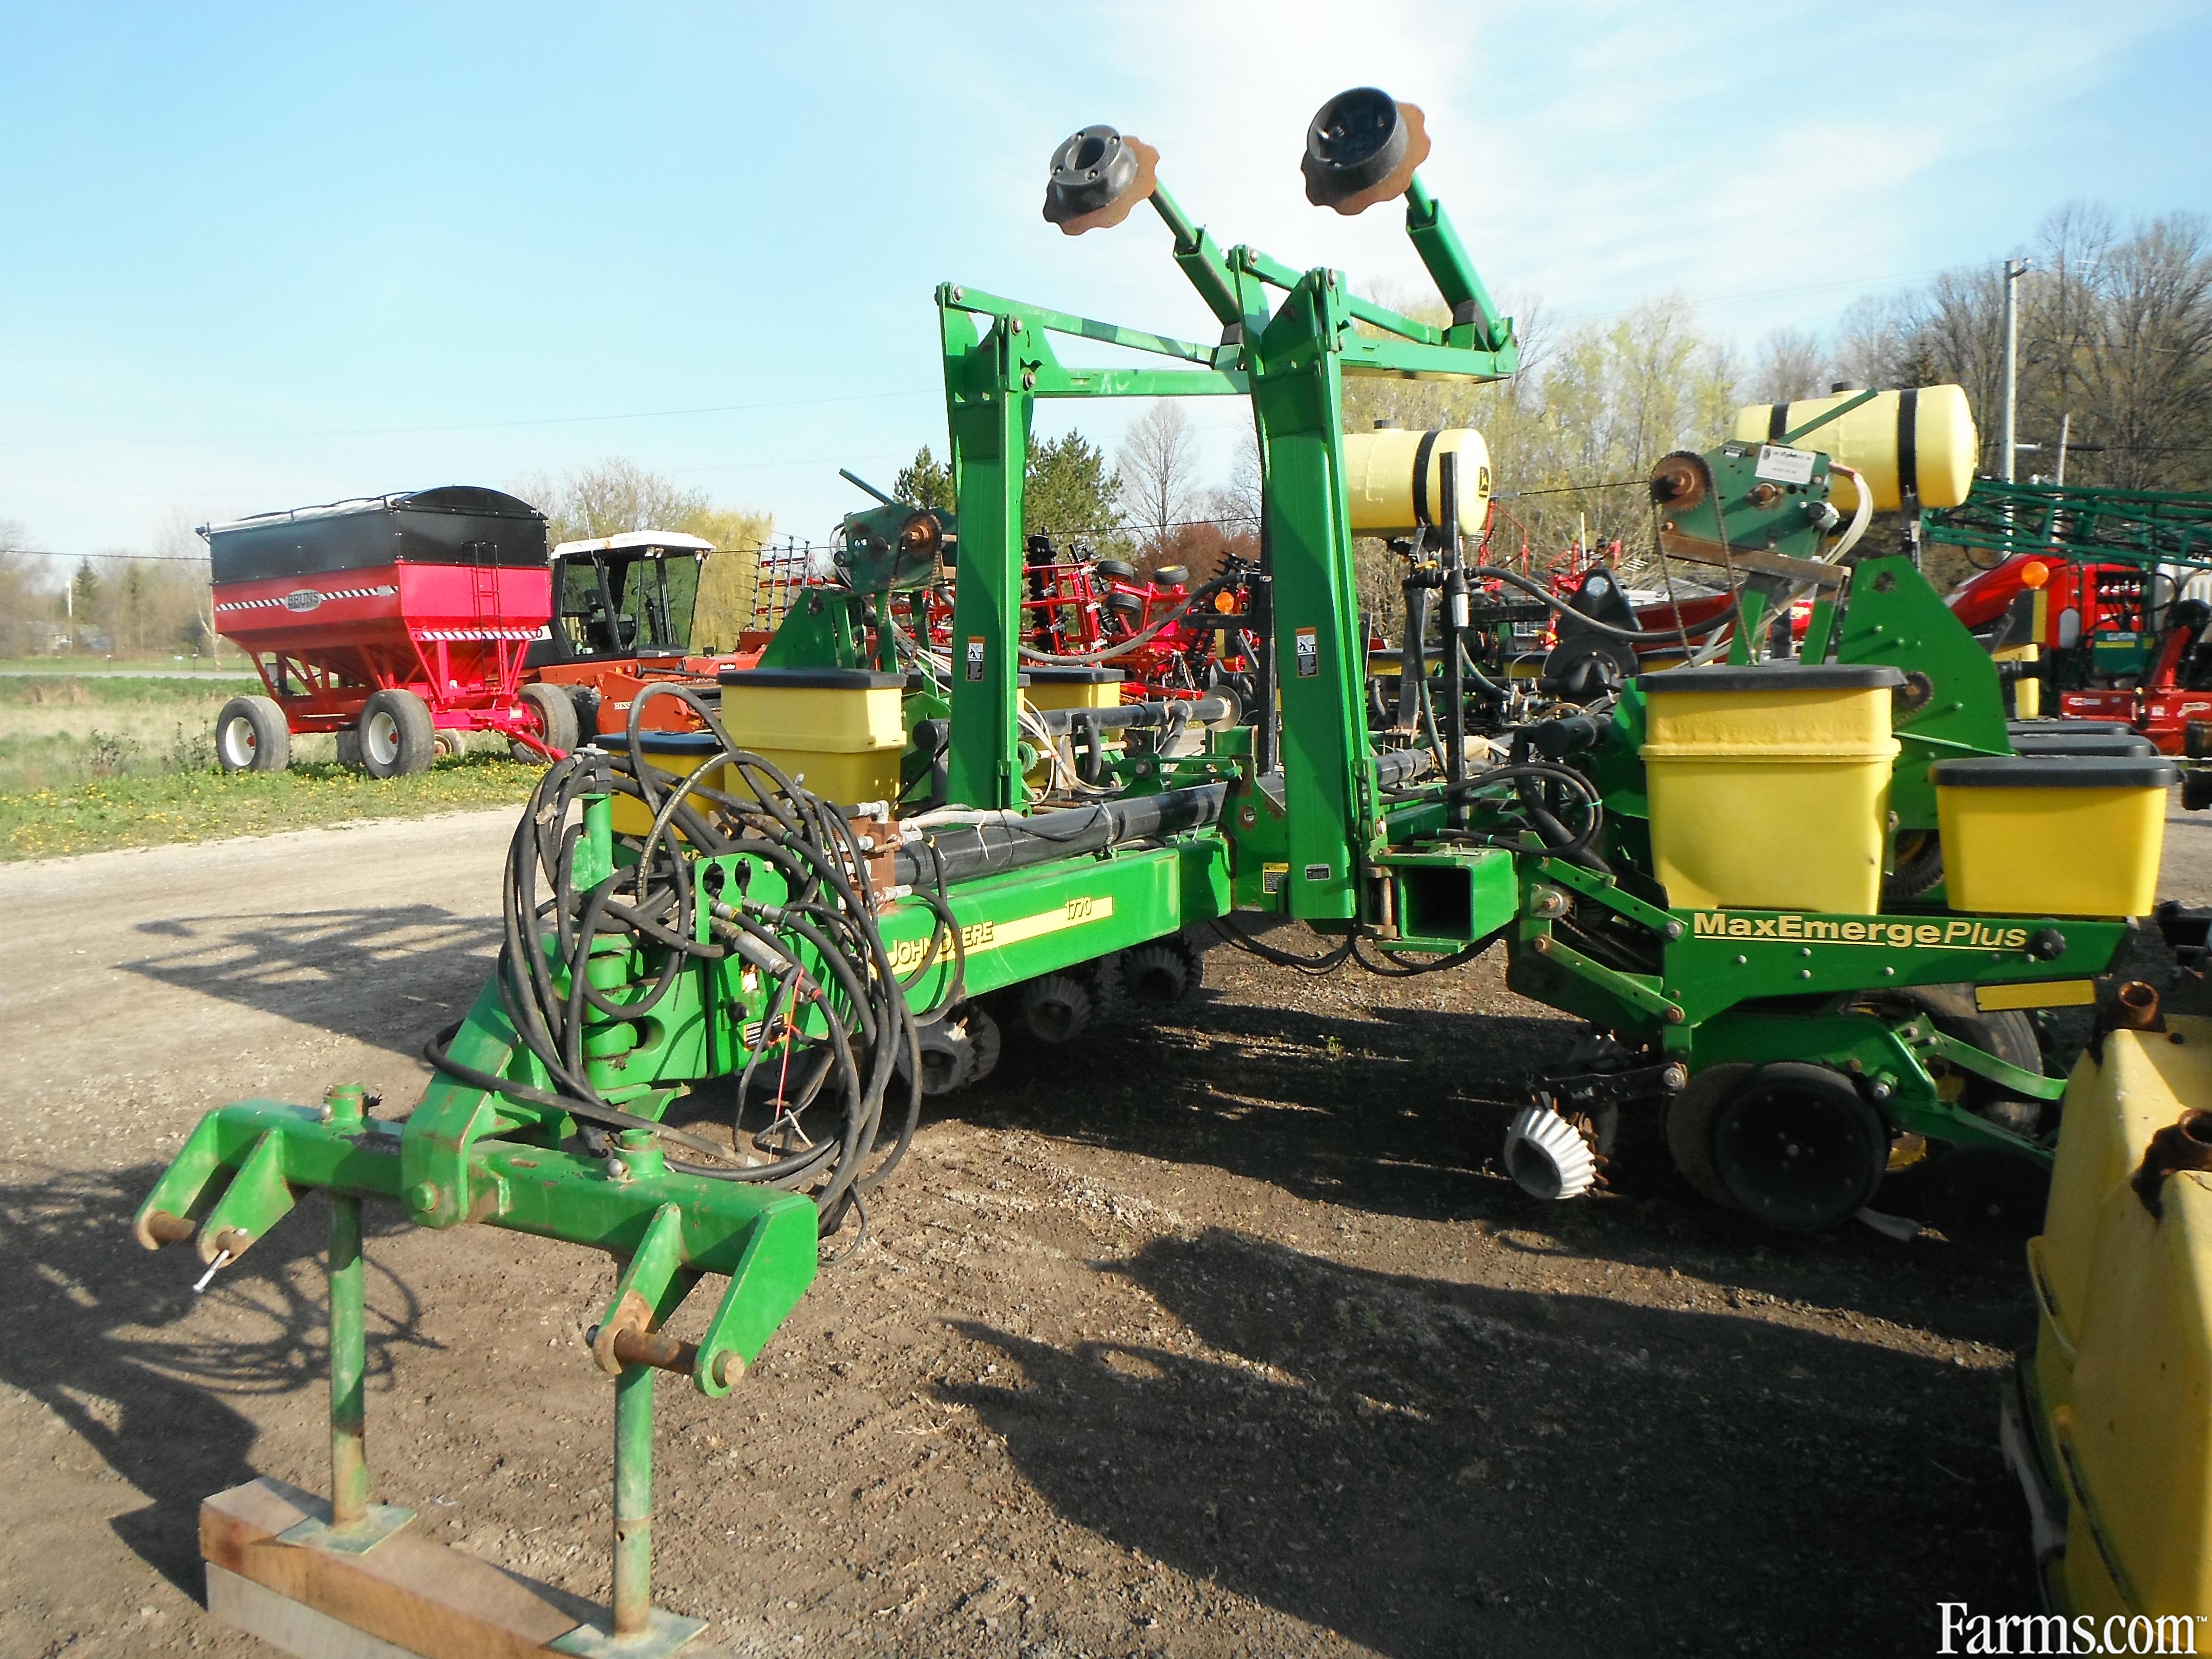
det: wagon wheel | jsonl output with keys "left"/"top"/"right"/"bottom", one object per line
{"left": 214, "top": 695, "right": 291, "bottom": 774}
{"left": 358, "top": 690, "right": 436, "bottom": 778}
{"left": 513, "top": 683, "right": 580, "bottom": 762}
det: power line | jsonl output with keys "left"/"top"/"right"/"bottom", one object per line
{"left": 7, "top": 547, "right": 207, "bottom": 561}
{"left": 1495, "top": 479, "right": 1645, "bottom": 499}
{"left": 0, "top": 388, "right": 941, "bottom": 449}
{"left": 0, "top": 446, "right": 927, "bottom": 504}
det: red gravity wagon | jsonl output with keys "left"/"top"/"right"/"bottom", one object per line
{"left": 203, "top": 487, "right": 573, "bottom": 776}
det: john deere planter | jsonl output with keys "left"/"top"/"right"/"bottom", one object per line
{"left": 135, "top": 87, "right": 2172, "bottom": 1648}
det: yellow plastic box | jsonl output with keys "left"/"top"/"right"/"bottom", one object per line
{"left": 1022, "top": 665, "right": 1125, "bottom": 712}
{"left": 607, "top": 729, "right": 725, "bottom": 837}
{"left": 1639, "top": 663, "right": 1903, "bottom": 912}
{"left": 1932, "top": 754, "right": 2175, "bottom": 917}
{"left": 718, "top": 667, "right": 906, "bottom": 806}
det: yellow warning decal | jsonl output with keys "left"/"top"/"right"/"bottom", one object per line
{"left": 887, "top": 895, "right": 1115, "bottom": 977}
{"left": 1974, "top": 979, "right": 2097, "bottom": 1012}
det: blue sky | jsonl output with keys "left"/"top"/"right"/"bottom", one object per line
{"left": 2, "top": 0, "right": 2206, "bottom": 560}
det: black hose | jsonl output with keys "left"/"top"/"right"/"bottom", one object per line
{"left": 1210, "top": 916, "right": 1356, "bottom": 975}
{"left": 421, "top": 682, "right": 922, "bottom": 1235}
{"left": 1466, "top": 565, "right": 1730, "bottom": 645}
{"left": 1381, "top": 760, "right": 1605, "bottom": 859}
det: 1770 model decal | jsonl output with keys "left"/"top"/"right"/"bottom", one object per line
{"left": 1691, "top": 912, "right": 2032, "bottom": 951}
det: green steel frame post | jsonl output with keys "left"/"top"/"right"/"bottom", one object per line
{"left": 941, "top": 302, "right": 1034, "bottom": 810}
{"left": 613, "top": 1362, "right": 654, "bottom": 1637}
{"left": 268, "top": 1081, "right": 416, "bottom": 1557}
{"left": 1249, "top": 271, "right": 1373, "bottom": 919}
{"left": 327, "top": 1074, "right": 370, "bottom": 1528}
{"left": 328, "top": 1191, "right": 368, "bottom": 1528}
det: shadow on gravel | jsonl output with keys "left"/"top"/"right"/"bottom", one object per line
{"left": 0, "top": 1164, "right": 432, "bottom": 1598}
{"left": 956, "top": 989, "right": 1575, "bottom": 1226}
{"left": 952, "top": 974, "right": 2038, "bottom": 1348}
{"left": 124, "top": 904, "right": 499, "bottom": 1055}
{"left": 948, "top": 1227, "right": 2033, "bottom": 1659}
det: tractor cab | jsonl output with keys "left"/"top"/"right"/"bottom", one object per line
{"left": 530, "top": 531, "right": 713, "bottom": 666}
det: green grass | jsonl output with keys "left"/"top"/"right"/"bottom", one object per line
{"left": 0, "top": 673, "right": 259, "bottom": 710}
{"left": 0, "top": 655, "right": 255, "bottom": 675}
{"left": 1, "top": 677, "right": 293, "bottom": 794}
{"left": 0, "top": 753, "right": 539, "bottom": 862}
{"left": 0, "top": 672, "right": 539, "bottom": 859}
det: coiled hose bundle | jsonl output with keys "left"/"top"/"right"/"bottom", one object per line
{"left": 427, "top": 682, "right": 946, "bottom": 1237}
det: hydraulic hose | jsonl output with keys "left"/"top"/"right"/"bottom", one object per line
{"left": 424, "top": 682, "right": 926, "bottom": 1232}
{"left": 893, "top": 782, "right": 1227, "bottom": 886}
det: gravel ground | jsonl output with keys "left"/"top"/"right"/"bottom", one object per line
{"left": 3, "top": 798, "right": 2209, "bottom": 1657}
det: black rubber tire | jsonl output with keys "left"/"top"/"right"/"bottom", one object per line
{"left": 1666, "top": 1062, "right": 1753, "bottom": 1211}
{"left": 1711, "top": 1062, "right": 1888, "bottom": 1231}
{"left": 1093, "top": 558, "right": 1138, "bottom": 582}
{"left": 335, "top": 729, "right": 363, "bottom": 769}
{"left": 565, "top": 684, "right": 603, "bottom": 740}
{"left": 1921, "top": 1146, "right": 2051, "bottom": 1244}
{"left": 514, "top": 682, "right": 580, "bottom": 761}
{"left": 358, "top": 689, "right": 436, "bottom": 778}
{"left": 1884, "top": 828, "right": 1946, "bottom": 904}
{"left": 214, "top": 695, "right": 291, "bottom": 773}
{"left": 1103, "top": 591, "right": 1144, "bottom": 616}
{"left": 1150, "top": 565, "right": 1189, "bottom": 587}
{"left": 2185, "top": 770, "right": 2212, "bottom": 813}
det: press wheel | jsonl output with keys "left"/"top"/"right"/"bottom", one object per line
{"left": 1665, "top": 1062, "right": 1754, "bottom": 1211}
{"left": 1711, "top": 1062, "right": 1888, "bottom": 1231}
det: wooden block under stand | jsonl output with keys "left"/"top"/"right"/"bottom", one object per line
{"left": 200, "top": 1477, "right": 600, "bottom": 1659}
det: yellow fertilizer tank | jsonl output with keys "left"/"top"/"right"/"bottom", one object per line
{"left": 1930, "top": 754, "right": 2176, "bottom": 918}
{"left": 717, "top": 667, "right": 906, "bottom": 806}
{"left": 1730, "top": 385, "right": 1978, "bottom": 513}
{"left": 1638, "top": 663, "right": 1903, "bottom": 913}
{"left": 1343, "top": 426, "right": 1491, "bottom": 538}
{"left": 2012, "top": 1010, "right": 2212, "bottom": 1618}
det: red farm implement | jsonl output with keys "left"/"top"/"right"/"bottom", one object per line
{"left": 1931, "top": 480, "right": 2212, "bottom": 768}
{"left": 525, "top": 531, "right": 781, "bottom": 741}
{"left": 874, "top": 532, "right": 1265, "bottom": 702}
{"left": 204, "top": 487, "right": 565, "bottom": 776}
